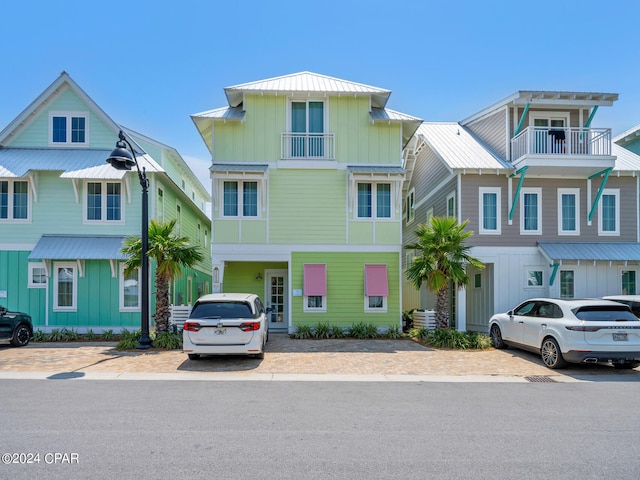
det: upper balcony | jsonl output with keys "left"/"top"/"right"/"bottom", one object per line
{"left": 281, "top": 133, "right": 335, "bottom": 160}
{"left": 510, "top": 127, "right": 615, "bottom": 175}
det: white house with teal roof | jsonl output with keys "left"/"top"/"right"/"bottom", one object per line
{"left": 0, "top": 72, "right": 212, "bottom": 332}
{"left": 192, "top": 72, "right": 421, "bottom": 333}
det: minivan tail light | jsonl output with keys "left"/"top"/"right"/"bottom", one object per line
{"left": 183, "top": 322, "right": 202, "bottom": 332}
{"left": 566, "top": 326, "right": 600, "bottom": 332}
{"left": 240, "top": 322, "right": 260, "bottom": 332}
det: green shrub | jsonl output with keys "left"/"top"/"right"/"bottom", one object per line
{"left": 60, "top": 327, "right": 79, "bottom": 341}
{"left": 364, "top": 323, "right": 379, "bottom": 339}
{"left": 292, "top": 324, "right": 313, "bottom": 339}
{"left": 115, "top": 329, "right": 140, "bottom": 350}
{"left": 153, "top": 332, "right": 182, "bottom": 349}
{"left": 408, "top": 327, "right": 429, "bottom": 340}
{"left": 428, "top": 329, "right": 470, "bottom": 349}
{"left": 101, "top": 329, "right": 115, "bottom": 341}
{"left": 32, "top": 330, "right": 48, "bottom": 342}
{"left": 348, "top": 321, "right": 367, "bottom": 339}
{"left": 330, "top": 325, "right": 345, "bottom": 338}
{"left": 466, "top": 331, "right": 492, "bottom": 349}
{"left": 47, "top": 329, "right": 64, "bottom": 342}
{"left": 385, "top": 324, "right": 402, "bottom": 339}
{"left": 84, "top": 329, "right": 96, "bottom": 341}
{"left": 313, "top": 322, "right": 331, "bottom": 339}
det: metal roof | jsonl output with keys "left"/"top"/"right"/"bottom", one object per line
{"left": 28, "top": 235, "right": 128, "bottom": 260}
{"left": 0, "top": 148, "right": 163, "bottom": 178}
{"left": 192, "top": 106, "right": 245, "bottom": 121}
{"left": 612, "top": 143, "right": 640, "bottom": 172}
{"left": 614, "top": 124, "right": 640, "bottom": 147}
{"left": 347, "top": 166, "right": 405, "bottom": 175}
{"left": 210, "top": 163, "right": 269, "bottom": 173}
{"left": 538, "top": 242, "right": 640, "bottom": 262}
{"left": 415, "top": 123, "right": 512, "bottom": 171}
{"left": 223, "top": 71, "right": 392, "bottom": 109}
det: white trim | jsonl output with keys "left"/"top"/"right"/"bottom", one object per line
{"left": 48, "top": 111, "right": 89, "bottom": 147}
{"left": 557, "top": 188, "right": 580, "bottom": 236}
{"left": 303, "top": 295, "right": 327, "bottom": 313}
{"left": 83, "top": 180, "right": 125, "bottom": 224}
{"left": 528, "top": 111, "right": 570, "bottom": 128}
{"left": 524, "top": 267, "right": 544, "bottom": 289}
{"left": 364, "top": 295, "right": 387, "bottom": 313}
{"left": 0, "top": 178, "right": 32, "bottom": 223}
{"left": 219, "top": 179, "right": 261, "bottom": 219}
{"left": 53, "top": 262, "right": 77, "bottom": 311}
{"left": 28, "top": 262, "right": 47, "bottom": 288}
{"left": 119, "top": 263, "right": 140, "bottom": 312}
{"left": 559, "top": 269, "right": 575, "bottom": 299}
{"left": 598, "top": 188, "right": 620, "bottom": 236}
{"left": 620, "top": 268, "right": 638, "bottom": 295}
{"left": 355, "top": 181, "right": 394, "bottom": 220}
{"left": 520, "top": 187, "right": 542, "bottom": 235}
{"left": 478, "top": 187, "right": 501, "bottom": 234}
{"left": 405, "top": 188, "right": 415, "bottom": 225}
{"left": 446, "top": 190, "right": 456, "bottom": 217}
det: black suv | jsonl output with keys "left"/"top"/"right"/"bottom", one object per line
{"left": 0, "top": 305, "right": 33, "bottom": 347}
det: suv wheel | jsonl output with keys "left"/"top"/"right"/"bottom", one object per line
{"left": 10, "top": 324, "right": 31, "bottom": 347}
{"left": 541, "top": 337, "right": 567, "bottom": 369}
{"left": 489, "top": 324, "right": 507, "bottom": 349}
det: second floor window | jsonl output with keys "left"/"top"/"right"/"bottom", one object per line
{"left": 479, "top": 187, "right": 500, "bottom": 234}
{"left": 357, "top": 183, "right": 391, "bottom": 219}
{"left": 223, "top": 181, "right": 258, "bottom": 217}
{"left": 86, "top": 181, "right": 122, "bottom": 222}
{"left": 50, "top": 112, "right": 88, "bottom": 145}
{"left": 521, "top": 188, "right": 542, "bottom": 234}
{"left": 290, "top": 100, "right": 324, "bottom": 157}
{"left": 599, "top": 189, "right": 619, "bottom": 236}
{"left": 558, "top": 189, "right": 579, "bottom": 235}
{"left": 0, "top": 180, "right": 29, "bottom": 221}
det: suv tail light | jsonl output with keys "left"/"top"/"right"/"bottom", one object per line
{"left": 240, "top": 322, "right": 260, "bottom": 332}
{"left": 566, "top": 326, "right": 600, "bottom": 332}
{"left": 183, "top": 322, "right": 202, "bottom": 332}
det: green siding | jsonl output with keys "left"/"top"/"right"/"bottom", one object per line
{"left": 291, "top": 251, "right": 400, "bottom": 327}
{"left": 269, "top": 169, "right": 346, "bottom": 244}
{"left": 0, "top": 251, "right": 46, "bottom": 322}
{"left": 222, "top": 261, "right": 288, "bottom": 297}
{"left": 213, "top": 220, "right": 240, "bottom": 243}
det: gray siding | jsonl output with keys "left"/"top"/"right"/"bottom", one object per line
{"left": 465, "top": 109, "right": 507, "bottom": 158}
{"left": 460, "top": 175, "right": 638, "bottom": 247}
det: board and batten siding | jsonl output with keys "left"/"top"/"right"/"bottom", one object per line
{"left": 464, "top": 108, "right": 508, "bottom": 158}
{"left": 461, "top": 175, "right": 638, "bottom": 247}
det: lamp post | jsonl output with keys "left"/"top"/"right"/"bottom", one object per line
{"left": 106, "top": 130, "right": 151, "bottom": 349}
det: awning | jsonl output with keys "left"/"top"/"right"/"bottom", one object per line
{"left": 365, "top": 264, "right": 388, "bottom": 296}
{"left": 29, "top": 235, "right": 128, "bottom": 260}
{"left": 303, "top": 264, "right": 327, "bottom": 296}
{"left": 210, "top": 164, "right": 268, "bottom": 173}
{"left": 538, "top": 242, "right": 640, "bottom": 263}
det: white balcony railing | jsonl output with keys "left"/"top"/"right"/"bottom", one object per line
{"left": 511, "top": 127, "right": 611, "bottom": 161}
{"left": 281, "top": 132, "right": 335, "bottom": 160}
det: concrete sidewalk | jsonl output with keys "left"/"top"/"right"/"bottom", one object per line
{"left": 0, "top": 334, "right": 637, "bottom": 382}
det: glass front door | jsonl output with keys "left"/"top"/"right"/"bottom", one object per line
{"left": 265, "top": 270, "right": 288, "bottom": 331}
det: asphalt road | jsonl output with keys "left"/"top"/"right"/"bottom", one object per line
{"left": 1, "top": 380, "right": 639, "bottom": 480}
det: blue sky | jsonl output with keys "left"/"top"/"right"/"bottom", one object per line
{"left": 1, "top": 0, "right": 638, "bottom": 193}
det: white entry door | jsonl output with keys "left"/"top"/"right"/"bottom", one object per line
{"left": 265, "top": 270, "right": 288, "bottom": 331}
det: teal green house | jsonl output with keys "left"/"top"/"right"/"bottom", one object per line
{"left": 0, "top": 72, "right": 212, "bottom": 332}
{"left": 191, "top": 72, "right": 421, "bottom": 333}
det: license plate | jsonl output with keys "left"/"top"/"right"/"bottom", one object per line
{"left": 213, "top": 328, "right": 227, "bottom": 336}
{"left": 613, "top": 333, "right": 628, "bottom": 341}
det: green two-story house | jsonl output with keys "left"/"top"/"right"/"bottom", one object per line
{"left": 0, "top": 72, "right": 211, "bottom": 332}
{"left": 192, "top": 72, "right": 421, "bottom": 333}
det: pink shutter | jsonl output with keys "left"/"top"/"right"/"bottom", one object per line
{"left": 304, "top": 264, "right": 327, "bottom": 296}
{"left": 365, "top": 264, "right": 388, "bottom": 296}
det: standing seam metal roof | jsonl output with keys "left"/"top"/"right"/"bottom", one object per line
{"left": 28, "top": 235, "right": 128, "bottom": 260}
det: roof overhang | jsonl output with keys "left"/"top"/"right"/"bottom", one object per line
{"left": 538, "top": 242, "right": 640, "bottom": 264}
{"left": 28, "top": 235, "right": 128, "bottom": 260}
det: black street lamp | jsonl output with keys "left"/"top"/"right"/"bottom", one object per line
{"left": 106, "top": 130, "right": 151, "bottom": 349}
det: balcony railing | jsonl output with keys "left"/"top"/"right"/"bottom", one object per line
{"left": 511, "top": 127, "right": 612, "bottom": 161}
{"left": 281, "top": 132, "right": 335, "bottom": 160}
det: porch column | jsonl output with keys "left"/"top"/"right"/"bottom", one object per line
{"left": 456, "top": 285, "right": 467, "bottom": 332}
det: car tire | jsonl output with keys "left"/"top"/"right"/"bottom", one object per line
{"left": 10, "top": 324, "right": 31, "bottom": 347}
{"left": 188, "top": 353, "right": 201, "bottom": 361}
{"left": 613, "top": 362, "right": 637, "bottom": 370}
{"left": 489, "top": 324, "right": 507, "bottom": 349}
{"left": 541, "top": 337, "right": 567, "bottom": 369}
{"left": 253, "top": 351, "right": 264, "bottom": 359}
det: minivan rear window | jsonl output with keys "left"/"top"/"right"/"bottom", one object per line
{"left": 190, "top": 301, "right": 254, "bottom": 319}
{"left": 573, "top": 306, "right": 637, "bottom": 322}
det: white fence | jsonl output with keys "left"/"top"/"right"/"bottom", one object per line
{"left": 412, "top": 310, "right": 436, "bottom": 331}
{"left": 169, "top": 305, "right": 192, "bottom": 332}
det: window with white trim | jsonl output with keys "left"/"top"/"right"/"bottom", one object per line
{"left": 622, "top": 270, "right": 636, "bottom": 295}
{"left": 85, "top": 181, "right": 123, "bottom": 222}
{"left": 222, "top": 181, "right": 259, "bottom": 217}
{"left": 289, "top": 100, "right": 325, "bottom": 158}
{"left": 479, "top": 187, "right": 501, "bottom": 234}
{"left": 560, "top": 270, "right": 574, "bottom": 299}
{"left": 304, "top": 264, "right": 327, "bottom": 312}
{"left": 526, "top": 269, "right": 544, "bottom": 288}
{"left": 598, "top": 189, "right": 619, "bottom": 236}
{"left": 405, "top": 189, "right": 415, "bottom": 224}
{"left": 0, "top": 179, "right": 30, "bottom": 221}
{"left": 447, "top": 191, "right": 456, "bottom": 218}
{"left": 176, "top": 204, "right": 182, "bottom": 234}
{"left": 558, "top": 188, "right": 579, "bottom": 235}
{"left": 357, "top": 182, "right": 392, "bottom": 219}
{"left": 28, "top": 262, "right": 47, "bottom": 288}
{"left": 54, "top": 262, "right": 77, "bottom": 311}
{"left": 120, "top": 263, "right": 140, "bottom": 311}
{"left": 364, "top": 264, "right": 388, "bottom": 313}
{"left": 521, "top": 187, "right": 542, "bottom": 235}
{"left": 50, "top": 112, "right": 88, "bottom": 146}
{"left": 157, "top": 188, "right": 164, "bottom": 222}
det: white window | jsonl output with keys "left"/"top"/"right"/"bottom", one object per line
{"left": 28, "top": 262, "right": 47, "bottom": 288}
{"left": 357, "top": 183, "right": 392, "bottom": 219}
{"left": 560, "top": 270, "right": 574, "bottom": 299}
{"left": 406, "top": 189, "right": 415, "bottom": 224}
{"left": 622, "top": 270, "right": 637, "bottom": 295}
{"left": 50, "top": 112, "right": 88, "bottom": 146}
{"left": 558, "top": 188, "right": 580, "bottom": 235}
{"left": 85, "top": 181, "right": 123, "bottom": 223}
{"left": 157, "top": 188, "right": 164, "bottom": 222}
{"left": 526, "top": 269, "right": 544, "bottom": 288}
{"left": 304, "top": 264, "right": 327, "bottom": 313}
{"left": 520, "top": 187, "right": 542, "bottom": 235}
{"left": 364, "top": 264, "right": 388, "bottom": 313}
{"left": 53, "top": 262, "right": 77, "bottom": 311}
{"left": 120, "top": 263, "right": 140, "bottom": 311}
{"left": 176, "top": 204, "right": 182, "bottom": 234}
{"left": 222, "top": 181, "right": 259, "bottom": 218}
{"left": 0, "top": 179, "right": 30, "bottom": 222}
{"left": 479, "top": 187, "right": 501, "bottom": 234}
{"left": 530, "top": 112, "right": 569, "bottom": 154}
{"left": 447, "top": 191, "right": 456, "bottom": 218}
{"left": 289, "top": 100, "right": 326, "bottom": 158}
{"left": 598, "top": 189, "right": 619, "bottom": 236}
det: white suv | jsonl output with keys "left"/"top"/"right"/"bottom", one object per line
{"left": 183, "top": 293, "right": 269, "bottom": 360}
{"left": 488, "top": 298, "right": 640, "bottom": 369}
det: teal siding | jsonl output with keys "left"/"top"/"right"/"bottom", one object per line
{"left": 0, "top": 251, "right": 46, "bottom": 322}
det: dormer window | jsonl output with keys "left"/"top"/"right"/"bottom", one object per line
{"left": 282, "top": 99, "right": 334, "bottom": 159}
{"left": 50, "top": 112, "right": 88, "bottom": 146}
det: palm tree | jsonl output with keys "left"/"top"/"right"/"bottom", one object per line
{"left": 405, "top": 216, "right": 484, "bottom": 330}
{"left": 122, "top": 219, "right": 204, "bottom": 334}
